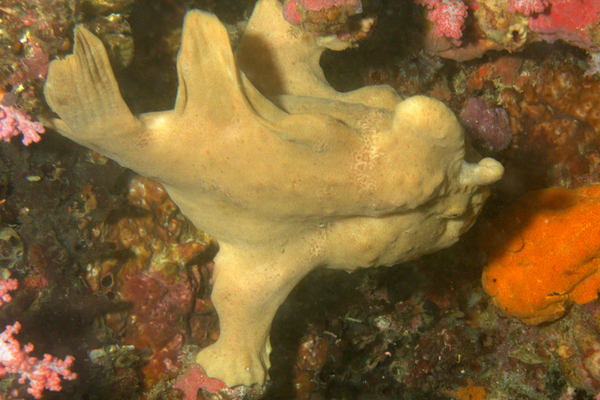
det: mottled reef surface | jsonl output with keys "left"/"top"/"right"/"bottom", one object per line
{"left": 0, "top": 0, "right": 600, "bottom": 399}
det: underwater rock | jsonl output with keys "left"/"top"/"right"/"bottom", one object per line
{"left": 462, "top": 97, "right": 513, "bottom": 152}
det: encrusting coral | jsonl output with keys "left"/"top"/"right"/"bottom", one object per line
{"left": 42, "top": 0, "right": 503, "bottom": 388}
{"left": 481, "top": 185, "right": 600, "bottom": 325}
{"left": 501, "top": 65, "right": 600, "bottom": 188}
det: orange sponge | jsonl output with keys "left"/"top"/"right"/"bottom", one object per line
{"left": 482, "top": 185, "right": 600, "bottom": 325}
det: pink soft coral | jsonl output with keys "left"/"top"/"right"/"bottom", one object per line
{"left": 0, "top": 280, "right": 77, "bottom": 398}
{"left": 0, "top": 105, "right": 45, "bottom": 146}
{"left": 416, "top": 0, "right": 468, "bottom": 42}
{"left": 507, "top": 0, "right": 549, "bottom": 16}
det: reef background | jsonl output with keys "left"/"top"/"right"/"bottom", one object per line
{"left": 0, "top": 0, "right": 599, "bottom": 399}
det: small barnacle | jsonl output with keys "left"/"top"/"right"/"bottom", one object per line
{"left": 503, "top": 23, "right": 527, "bottom": 51}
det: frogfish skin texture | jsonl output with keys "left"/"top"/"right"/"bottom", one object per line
{"left": 43, "top": 0, "right": 503, "bottom": 387}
